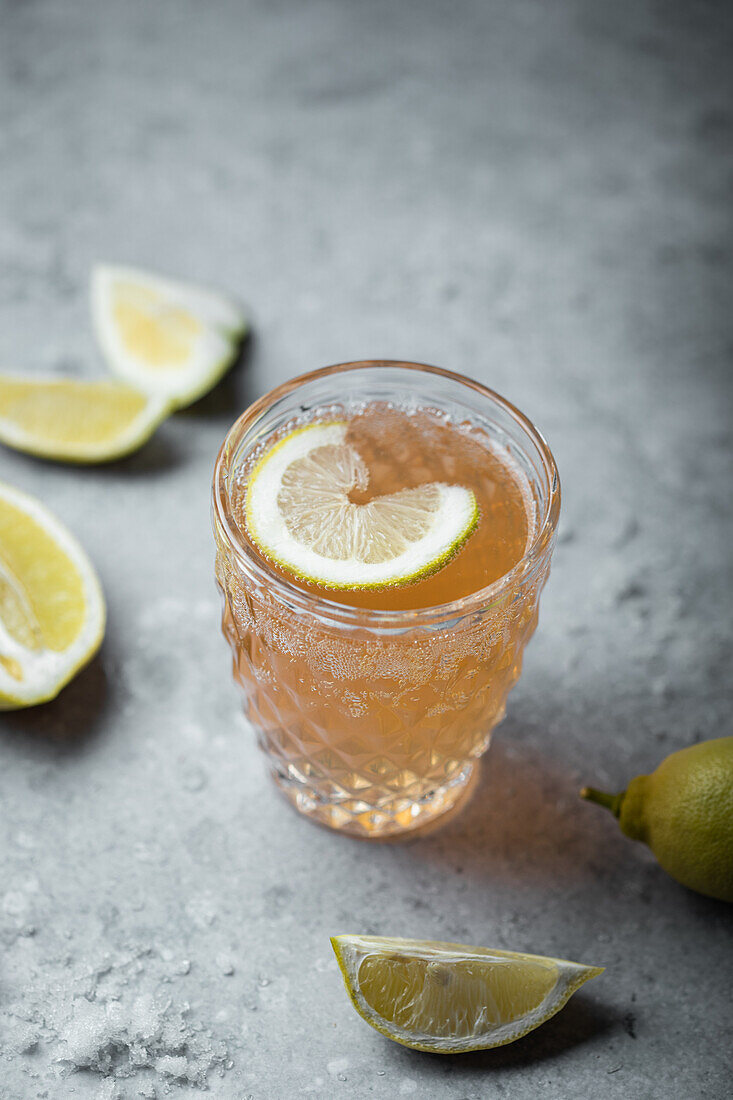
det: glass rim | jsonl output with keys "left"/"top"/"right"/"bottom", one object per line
{"left": 212, "top": 360, "right": 561, "bottom": 628}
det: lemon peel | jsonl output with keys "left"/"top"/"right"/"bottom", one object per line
{"left": 244, "top": 421, "right": 478, "bottom": 590}
{"left": 91, "top": 264, "right": 247, "bottom": 408}
{"left": 0, "top": 375, "right": 170, "bottom": 464}
{"left": 0, "top": 481, "right": 105, "bottom": 708}
{"left": 331, "top": 934, "right": 603, "bottom": 1053}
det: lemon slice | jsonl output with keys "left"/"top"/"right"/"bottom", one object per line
{"left": 0, "top": 482, "right": 105, "bottom": 708}
{"left": 91, "top": 264, "right": 247, "bottom": 408}
{"left": 332, "top": 935, "right": 603, "bottom": 1053}
{"left": 245, "top": 421, "right": 478, "bottom": 590}
{"left": 0, "top": 375, "right": 170, "bottom": 464}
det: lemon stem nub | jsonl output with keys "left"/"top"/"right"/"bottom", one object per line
{"left": 580, "top": 786, "right": 625, "bottom": 818}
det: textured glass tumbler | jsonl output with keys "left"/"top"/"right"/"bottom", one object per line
{"left": 212, "top": 362, "right": 560, "bottom": 838}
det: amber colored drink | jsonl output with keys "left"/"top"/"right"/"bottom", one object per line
{"left": 213, "top": 362, "right": 560, "bottom": 837}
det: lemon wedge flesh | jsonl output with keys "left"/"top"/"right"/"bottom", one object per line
{"left": 245, "top": 422, "right": 478, "bottom": 590}
{"left": 0, "top": 375, "right": 170, "bottom": 464}
{"left": 331, "top": 935, "right": 603, "bottom": 1053}
{"left": 0, "top": 482, "right": 105, "bottom": 708}
{"left": 91, "top": 264, "right": 247, "bottom": 408}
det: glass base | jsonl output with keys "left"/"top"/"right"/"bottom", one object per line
{"left": 269, "top": 761, "right": 478, "bottom": 839}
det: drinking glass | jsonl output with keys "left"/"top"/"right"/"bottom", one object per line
{"left": 212, "top": 361, "right": 560, "bottom": 837}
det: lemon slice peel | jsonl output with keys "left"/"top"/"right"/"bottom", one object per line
{"left": 91, "top": 264, "right": 247, "bottom": 408}
{"left": 244, "top": 421, "right": 479, "bottom": 591}
{"left": 0, "top": 482, "right": 105, "bottom": 708}
{"left": 331, "top": 934, "right": 604, "bottom": 1054}
{"left": 0, "top": 374, "right": 170, "bottom": 464}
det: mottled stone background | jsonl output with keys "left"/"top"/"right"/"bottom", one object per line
{"left": 1, "top": 1, "right": 731, "bottom": 1097}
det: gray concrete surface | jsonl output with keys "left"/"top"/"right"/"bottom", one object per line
{"left": 1, "top": 0, "right": 732, "bottom": 1096}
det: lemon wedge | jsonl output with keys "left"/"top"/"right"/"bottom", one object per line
{"left": 245, "top": 421, "right": 478, "bottom": 590}
{"left": 0, "top": 482, "right": 105, "bottom": 708}
{"left": 0, "top": 375, "right": 170, "bottom": 464}
{"left": 331, "top": 935, "right": 603, "bottom": 1053}
{"left": 91, "top": 264, "right": 247, "bottom": 407}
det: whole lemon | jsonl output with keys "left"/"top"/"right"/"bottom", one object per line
{"left": 582, "top": 737, "right": 733, "bottom": 902}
